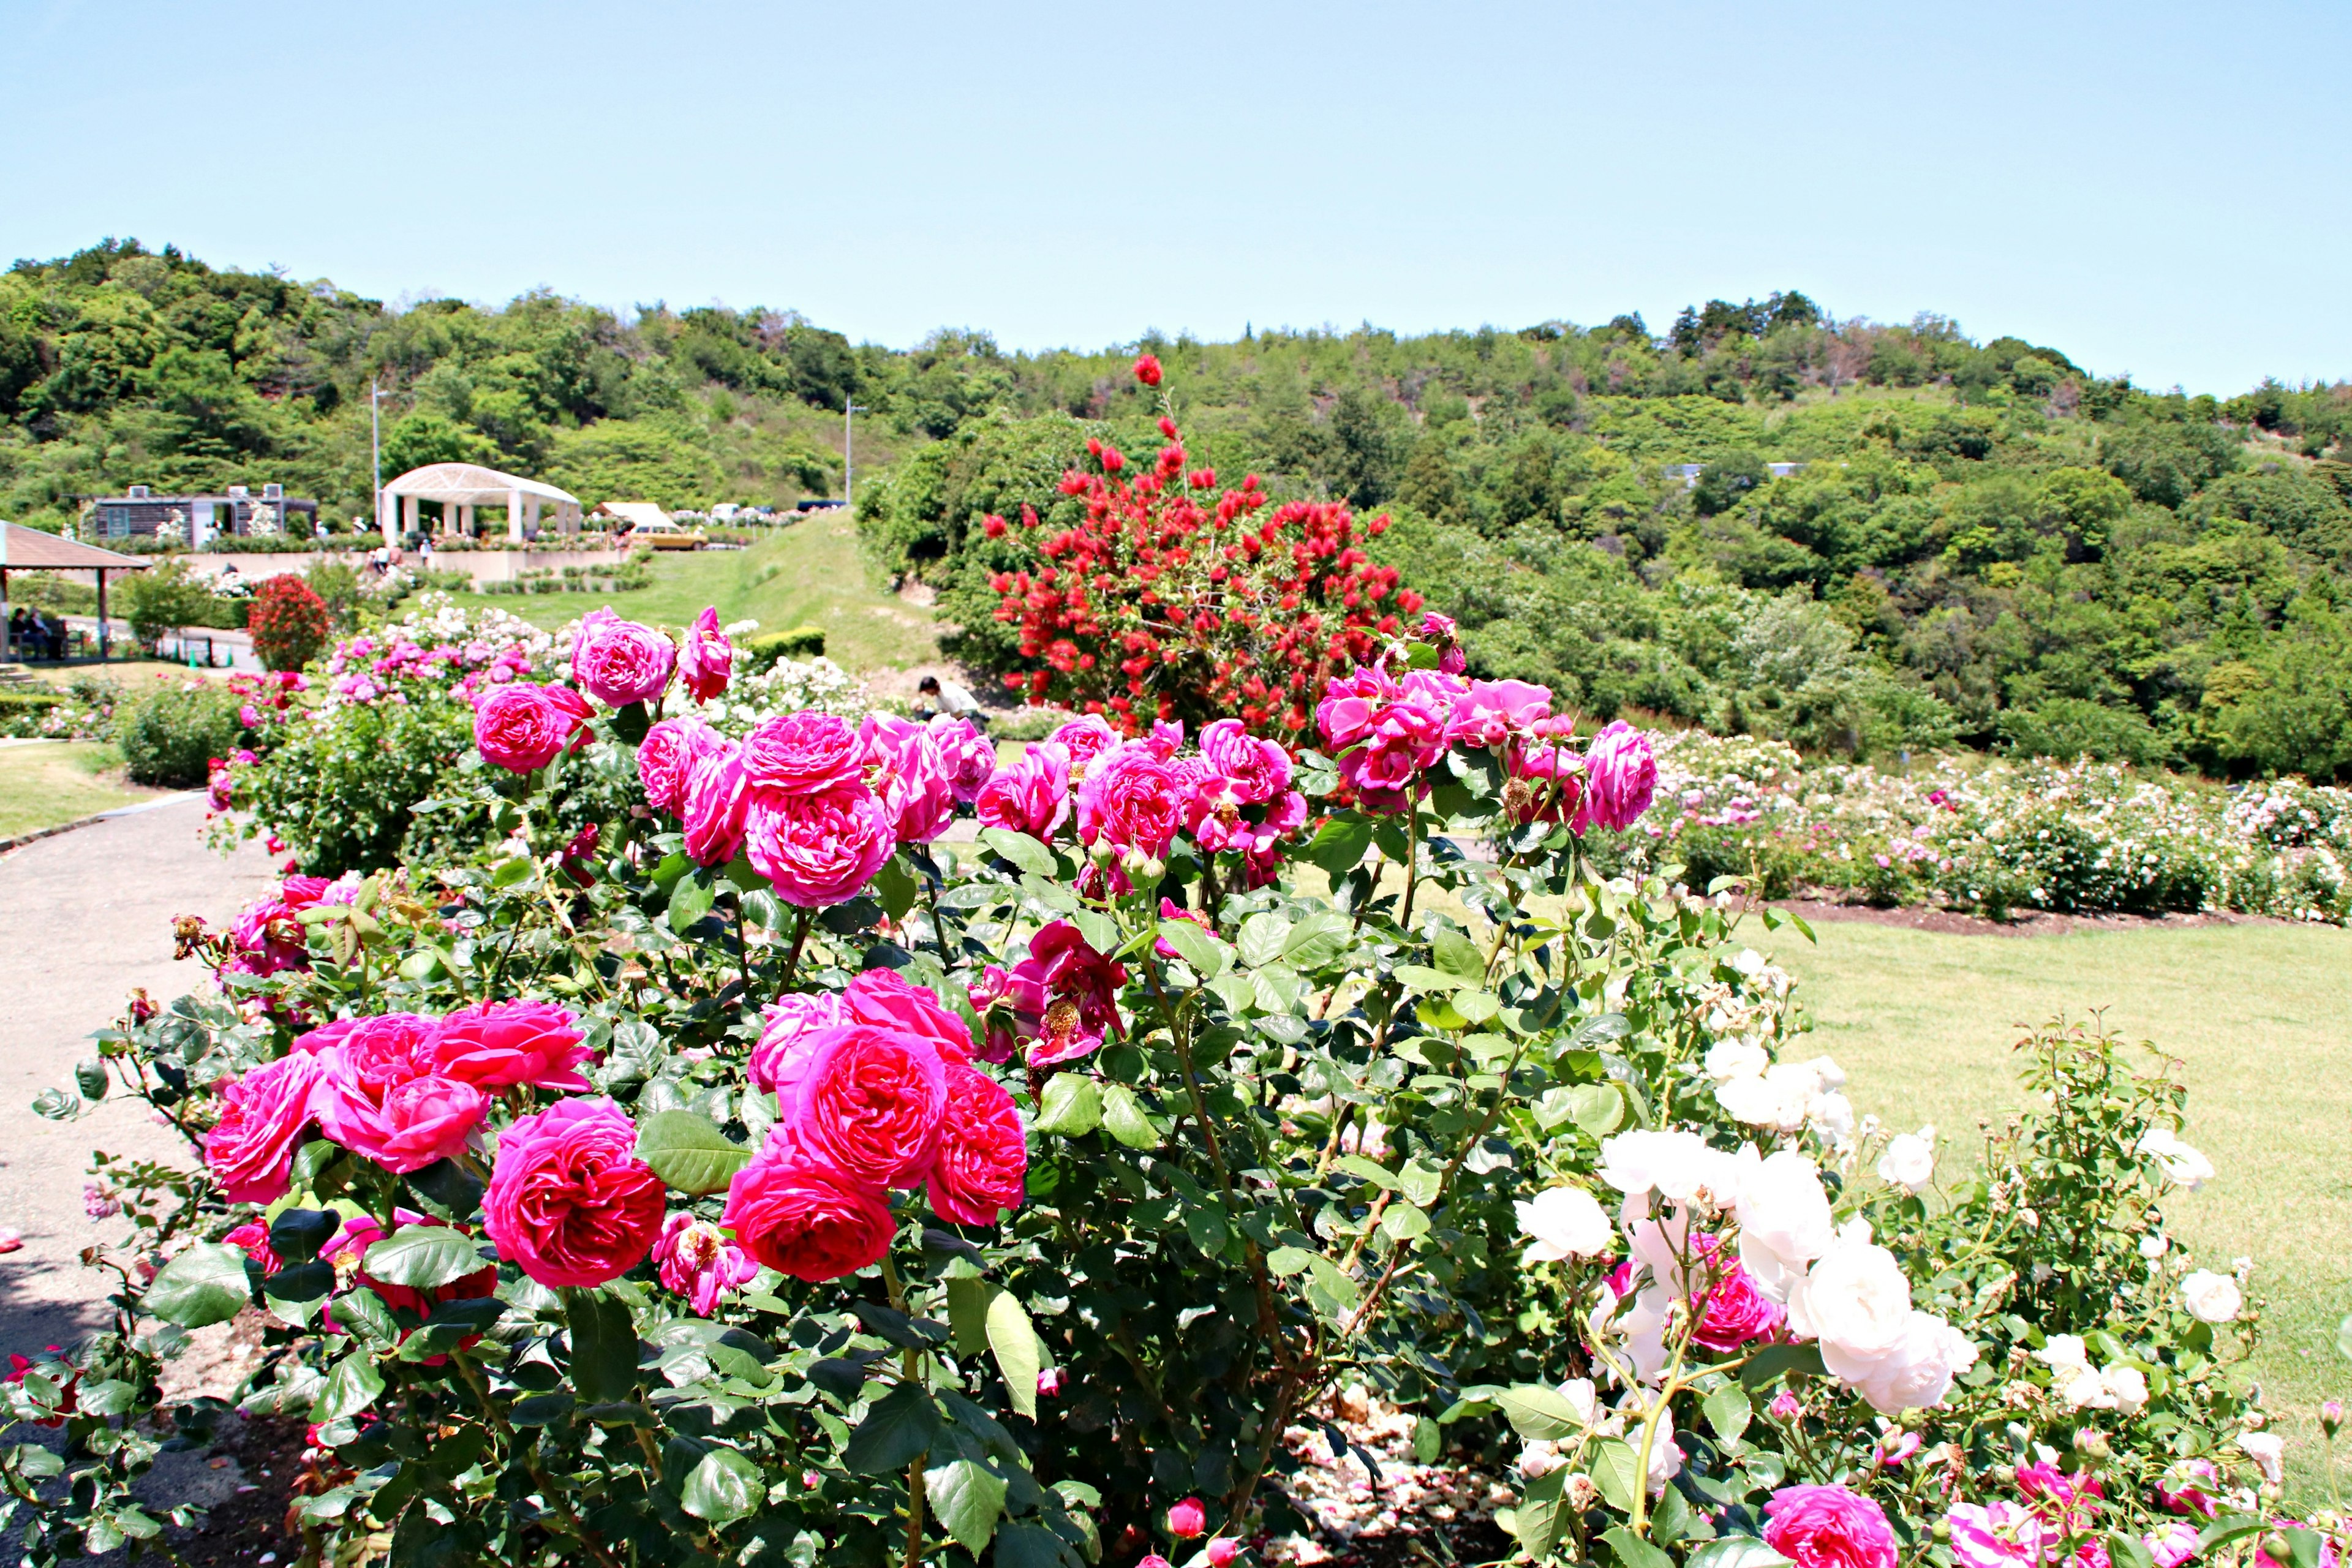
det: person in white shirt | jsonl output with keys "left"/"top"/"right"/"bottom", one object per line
{"left": 915, "top": 674, "right": 986, "bottom": 728}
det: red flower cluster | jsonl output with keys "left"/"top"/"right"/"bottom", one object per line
{"left": 983, "top": 386, "right": 1422, "bottom": 748}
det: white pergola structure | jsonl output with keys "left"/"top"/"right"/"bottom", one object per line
{"left": 379, "top": 463, "right": 582, "bottom": 546}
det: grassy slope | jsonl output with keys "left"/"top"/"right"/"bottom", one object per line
{"left": 438, "top": 514, "right": 938, "bottom": 673}
{"left": 0, "top": 742, "right": 154, "bottom": 837}
{"left": 1769, "top": 918, "right": 2352, "bottom": 1488}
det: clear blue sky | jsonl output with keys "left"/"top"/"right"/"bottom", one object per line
{"left": 4, "top": 0, "right": 2344, "bottom": 396}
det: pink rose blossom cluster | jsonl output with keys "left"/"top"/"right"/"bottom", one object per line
{"left": 723, "top": 971, "right": 1025, "bottom": 1282}
{"left": 216, "top": 873, "right": 358, "bottom": 980}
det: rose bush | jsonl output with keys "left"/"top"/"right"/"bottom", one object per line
{"left": 9, "top": 603, "right": 2308, "bottom": 1568}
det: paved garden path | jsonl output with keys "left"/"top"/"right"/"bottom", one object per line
{"left": 0, "top": 796, "right": 275, "bottom": 1355}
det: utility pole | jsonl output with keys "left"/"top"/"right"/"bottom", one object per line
{"left": 844, "top": 401, "right": 868, "bottom": 513}
{"left": 371, "top": 379, "right": 383, "bottom": 542}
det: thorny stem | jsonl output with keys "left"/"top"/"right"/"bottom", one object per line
{"left": 727, "top": 889, "right": 753, "bottom": 997}
{"left": 781, "top": 907, "right": 814, "bottom": 990}
{"left": 881, "top": 1252, "right": 927, "bottom": 1568}
{"left": 1397, "top": 798, "right": 1422, "bottom": 937}
{"left": 454, "top": 1352, "right": 625, "bottom": 1568}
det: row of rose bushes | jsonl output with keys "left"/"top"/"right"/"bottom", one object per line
{"left": 1587, "top": 731, "right": 2352, "bottom": 925}
{"left": 5, "top": 573, "right": 2311, "bottom": 1568}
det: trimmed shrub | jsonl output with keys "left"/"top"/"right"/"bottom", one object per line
{"left": 118, "top": 681, "right": 244, "bottom": 786}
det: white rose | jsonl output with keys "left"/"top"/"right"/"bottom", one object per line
{"left": 1735, "top": 1148, "right": 1836, "bottom": 1302}
{"left": 2059, "top": 1363, "right": 2113, "bottom": 1410}
{"left": 1716, "top": 1071, "right": 1801, "bottom": 1131}
{"left": 1586, "top": 1281, "right": 1671, "bottom": 1387}
{"left": 2238, "top": 1431, "right": 2284, "bottom": 1486}
{"left": 1796, "top": 1054, "right": 1847, "bottom": 1091}
{"left": 1597, "top": 1129, "right": 1745, "bottom": 1210}
{"left": 1517, "top": 1186, "right": 1616, "bottom": 1264}
{"left": 1787, "top": 1238, "right": 1915, "bottom": 1363}
{"left": 2101, "top": 1363, "right": 2148, "bottom": 1416}
{"left": 1839, "top": 1311, "right": 1978, "bottom": 1414}
{"left": 1877, "top": 1128, "right": 1937, "bottom": 1194}
{"left": 2034, "top": 1334, "right": 2091, "bottom": 1375}
{"left": 1807, "top": 1090, "right": 1857, "bottom": 1149}
{"left": 2138, "top": 1128, "right": 2215, "bottom": 1191}
{"left": 2180, "top": 1270, "right": 2242, "bottom": 1323}
{"left": 1705, "top": 1039, "right": 1770, "bottom": 1082}
{"left": 2139, "top": 1233, "right": 2168, "bottom": 1260}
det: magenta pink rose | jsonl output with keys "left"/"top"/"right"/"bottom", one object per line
{"left": 431, "top": 1000, "right": 593, "bottom": 1091}
{"left": 654, "top": 1213, "right": 758, "bottom": 1315}
{"left": 741, "top": 711, "right": 864, "bottom": 794}
{"left": 844, "top": 970, "right": 975, "bottom": 1066}
{"left": 860, "top": 714, "right": 956, "bottom": 843}
{"left": 1046, "top": 713, "right": 1120, "bottom": 774}
{"left": 570, "top": 607, "right": 676, "bottom": 708}
{"left": 639, "top": 715, "right": 726, "bottom": 815}
{"left": 752, "top": 992, "right": 849, "bottom": 1095}
{"left": 1765, "top": 1485, "right": 1899, "bottom": 1568}
{"left": 1422, "top": 610, "right": 1466, "bottom": 674}
{"left": 1075, "top": 740, "right": 1188, "bottom": 859}
{"left": 312, "top": 1014, "right": 489, "bottom": 1174}
{"left": 289, "top": 1017, "right": 362, "bottom": 1055}
{"left": 777, "top": 1023, "right": 948, "bottom": 1188}
{"left": 482, "top": 1096, "right": 667, "bottom": 1288}
{"left": 722, "top": 1144, "right": 895, "bottom": 1283}
{"left": 681, "top": 745, "right": 752, "bottom": 867}
{"left": 926, "top": 1064, "right": 1027, "bottom": 1226}
{"left": 743, "top": 783, "right": 893, "bottom": 907}
{"left": 974, "top": 741, "right": 1070, "bottom": 840}
{"left": 1449, "top": 678, "right": 1553, "bottom": 748}
{"left": 204, "top": 1052, "right": 323, "bottom": 1204}
{"left": 677, "top": 606, "right": 733, "bottom": 703}
{"left": 927, "top": 715, "right": 998, "bottom": 805}
{"left": 1315, "top": 665, "right": 1446, "bottom": 812}
{"left": 1691, "top": 1240, "right": 1784, "bottom": 1350}
{"left": 1197, "top": 718, "right": 1292, "bottom": 804}
{"left": 1000, "top": 921, "right": 1126, "bottom": 1067}
{"left": 1575, "top": 720, "right": 1658, "bottom": 832}
{"left": 1509, "top": 722, "right": 1586, "bottom": 824}
{"left": 473, "top": 682, "right": 594, "bottom": 774}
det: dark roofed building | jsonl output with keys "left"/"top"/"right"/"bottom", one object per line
{"left": 87, "top": 484, "right": 320, "bottom": 546}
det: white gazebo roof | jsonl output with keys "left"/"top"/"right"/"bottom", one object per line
{"left": 382, "top": 463, "right": 579, "bottom": 507}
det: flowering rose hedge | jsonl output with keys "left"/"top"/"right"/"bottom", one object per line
{"left": 8, "top": 606, "right": 2309, "bottom": 1568}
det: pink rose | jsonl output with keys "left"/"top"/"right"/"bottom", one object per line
{"left": 1314, "top": 666, "right": 1446, "bottom": 812}
{"left": 570, "top": 607, "right": 676, "bottom": 708}
{"left": 1764, "top": 1485, "right": 1899, "bottom": 1568}
{"left": 744, "top": 783, "right": 893, "bottom": 907}
{"left": 1449, "top": 679, "right": 1553, "bottom": 749}
{"left": 653, "top": 1212, "right": 758, "bottom": 1315}
{"left": 289, "top": 1017, "right": 362, "bottom": 1055}
{"left": 1197, "top": 718, "right": 1291, "bottom": 804}
{"left": 844, "top": 970, "right": 975, "bottom": 1066}
{"left": 1155, "top": 897, "right": 1212, "bottom": 959}
{"left": 482, "top": 1097, "right": 667, "bottom": 1288}
{"left": 1001, "top": 921, "right": 1126, "bottom": 1067}
{"left": 1575, "top": 720, "right": 1658, "bottom": 832}
{"left": 752, "top": 992, "right": 849, "bottom": 1095}
{"left": 1076, "top": 741, "right": 1188, "bottom": 859}
{"left": 639, "top": 716, "right": 726, "bottom": 815}
{"left": 677, "top": 606, "right": 733, "bottom": 703}
{"left": 681, "top": 745, "right": 752, "bottom": 867}
{"left": 860, "top": 714, "right": 955, "bottom": 843}
{"left": 722, "top": 1145, "right": 895, "bottom": 1283}
{"left": 1421, "top": 610, "right": 1466, "bottom": 674}
{"left": 1208, "top": 1540, "right": 1243, "bottom": 1568}
{"left": 777, "top": 1023, "right": 947, "bottom": 1188}
{"left": 927, "top": 715, "right": 998, "bottom": 805}
{"left": 1945, "top": 1502, "right": 2046, "bottom": 1568}
{"left": 741, "top": 711, "right": 864, "bottom": 794}
{"left": 431, "top": 999, "right": 593, "bottom": 1092}
{"left": 2157, "top": 1460, "right": 2218, "bottom": 1518}
{"left": 224, "top": 1219, "right": 282, "bottom": 1275}
{"left": 474, "top": 682, "right": 594, "bottom": 774}
{"left": 313, "top": 1014, "right": 488, "bottom": 1174}
{"left": 2147, "top": 1525, "right": 2201, "bottom": 1568}
{"left": 974, "top": 741, "right": 1071, "bottom": 840}
{"left": 1169, "top": 1498, "right": 1207, "bottom": 1539}
{"left": 1691, "top": 1243, "right": 1785, "bottom": 1350}
{"left": 925, "top": 1064, "right": 1027, "bottom": 1226}
{"left": 1046, "top": 713, "right": 1119, "bottom": 774}
{"left": 204, "top": 1053, "right": 323, "bottom": 1204}
{"left": 1509, "top": 723, "right": 1586, "bottom": 825}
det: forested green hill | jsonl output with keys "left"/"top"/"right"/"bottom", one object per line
{"left": 4, "top": 240, "right": 2347, "bottom": 778}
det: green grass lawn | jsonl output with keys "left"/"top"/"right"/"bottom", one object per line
{"left": 439, "top": 514, "right": 938, "bottom": 674}
{"left": 1768, "top": 916, "right": 2352, "bottom": 1490}
{"left": 0, "top": 741, "right": 156, "bottom": 838}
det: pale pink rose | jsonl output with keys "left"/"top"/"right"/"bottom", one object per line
{"left": 1449, "top": 678, "right": 1553, "bottom": 748}
{"left": 741, "top": 711, "right": 863, "bottom": 794}
{"left": 482, "top": 1096, "right": 666, "bottom": 1288}
{"left": 1075, "top": 741, "right": 1187, "bottom": 859}
{"left": 473, "top": 682, "right": 594, "bottom": 774}
{"left": 927, "top": 715, "right": 997, "bottom": 805}
{"left": 974, "top": 741, "right": 1071, "bottom": 840}
{"left": 639, "top": 716, "right": 726, "bottom": 815}
{"left": 751, "top": 992, "right": 848, "bottom": 1095}
{"left": 570, "top": 607, "right": 676, "bottom": 708}
{"left": 653, "top": 1212, "right": 758, "bottom": 1315}
{"left": 860, "top": 714, "right": 956, "bottom": 843}
{"left": 1197, "top": 718, "right": 1291, "bottom": 805}
{"left": 1575, "top": 720, "right": 1658, "bottom": 832}
{"left": 744, "top": 783, "right": 894, "bottom": 907}
{"left": 204, "top": 1052, "right": 323, "bottom": 1204}
{"left": 1046, "top": 714, "right": 1119, "bottom": 774}
{"left": 677, "top": 606, "right": 733, "bottom": 703}
{"left": 681, "top": 745, "right": 752, "bottom": 866}
{"left": 1764, "top": 1484, "right": 1899, "bottom": 1568}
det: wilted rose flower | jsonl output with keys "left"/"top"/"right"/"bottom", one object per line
{"left": 677, "top": 606, "right": 733, "bottom": 702}
{"left": 653, "top": 1213, "right": 758, "bottom": 1315}
{"left": 570, "top": 607, "right": 676, "bottom": 708}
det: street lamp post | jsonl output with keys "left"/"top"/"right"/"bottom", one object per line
{"left": 371, "top": 379, "right": 384, "bottom": 543}
{"left": 844, "top": 402, "right": 869, "bottom": 513}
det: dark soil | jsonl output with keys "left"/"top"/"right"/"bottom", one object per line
{"left": 167, "top": 1414, "right": 306, "bottom": 1568}
{"left": 1774, "top": 895, "right": 2294, "bottom": 939}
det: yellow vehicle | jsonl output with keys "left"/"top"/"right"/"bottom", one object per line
{"left": 626, "top": 519, "right": 706, "bottom": 551}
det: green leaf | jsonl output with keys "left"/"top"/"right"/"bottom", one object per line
{"left": 666, "top": 868, "right": 716, "bottom": 933}
{"left": 1335, "top": 1155, "right": 1398, "bottom": 1190}
{"left": 2106, "top": 1534, "right": 2157, "bottom": 1568}
{"left": 1703, "top": 1382, "right": 1752, "bottom": 1444}
{"left": 1236, "top": 912, "right": 1292, "bottom": 969}
{"left": 871, "top": 854, "right": 919, "bottom": 923}
{"left": 986, "top": 1291, "right": 1046, "bottom": 1420}
{"left": 948, "top": 1276, "right": 995, "bottom": 1357}
{"left": 845, "top": 1382, "right": 940, "bottom": 1474}
{"left": 633, "top": 1109, "right": 752, "bottom": 1195}
{"left": 1070, "top": 908, "right": 1121, "bottom": 957}
{"left": 1397, "top": 1160, "right": 1444, "bottom": 1207}
{"left": 1035, "top": 1074, "right": 1102, "bottom": 1137}
{"left": 1685, "top": 1539, "right": 1793, "bottom": 1568}
{"left": 680, "top": 1446, "right": 763, "bottom": 1526}
{"left": 995, "top": 1521, "right": 1069, "bottom": 1568}
{"left": 1281, "top": 910, "right": 1354, "bottom": 971}
{"left": 309, "top": 1352, "right": 384, "bottom": 1426}
{"left": 1099, "top": 1084, "right": 1161, "bottom": 1149}
{"left": 1604, "top": 1525, "right": 1676, "bottom": 1568}
{"left": 1569, "top": 1083, "right": 1624, "bottom": 1137}
{"left": 2197, "top": 1517, "right": 2270, "bottom": 1556}
{"left": 979, "top": 827, "right": 1055, "bottom": 878}
{"left": 565, "top": 1289, "right": 641, "bottom": 1404}
{"left": 1591, "top": 1437, "right": 1641, "bottom": 1513}
{"left": 1512, "top": 1467, "right": 1567, "bottom": 1561}
{"left": 74, "top": 1059, "right": 108, "bottom": 1099}
{"left": 1155, "top": 919, "right": 1228, "bottom": 979}
{"left": 1303, "top": 815, "right": 1374, "bottom": 878}
{"left": 925, "top": 1457, "right": 1009, "bottom": 1555}
{"left": 361, "top": 1227, "right": 488, "bottom": 1290}
{"left": 1738, "top": 1341, "right": 1828, "bottom": 1389}
{"left": 1380, "top": 1204, "right": 1430, "bottom": 1243}
{"left": 1430, "top": 925, "right": 1483, "bottom": 980}
{"left": 1390, "top": 964, "right": 1458, "bottom": 993}
{"left": 144, "top": 1242, "right": 251, "bottom": 1329}
{"left": 1496, "top": 1384, "right": 1584, "bottom": 1441}
{"left": 1265, "top": 1246, "right": 1314, "bottom": 1276}
{"left": 1452, "top": 989, "right": 1501, "bottom": 1024}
